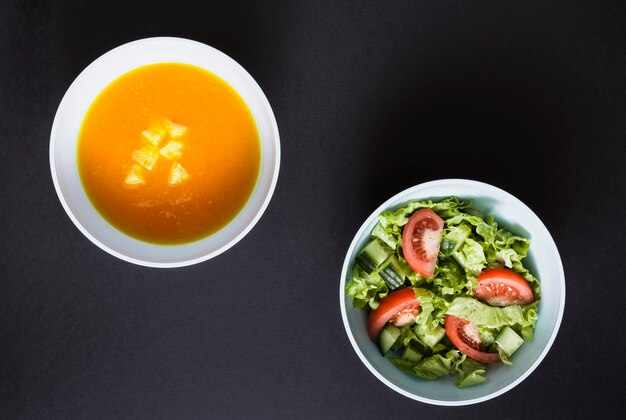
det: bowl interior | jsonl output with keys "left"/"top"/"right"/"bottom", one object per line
{"left": 50, "top": 38, "right": 280, "bottom": 267}
{"left": 340, "top": 179, "right": 565, "bottom": 405}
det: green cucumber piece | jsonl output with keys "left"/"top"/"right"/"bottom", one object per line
{"left": 495, "top": 326, "right": 524, "bottom": 356}
{"left": 440, "top": 238, "right": 456, "bottom": 257}
{"left": 378, "top": 324, "right": 401, "bottom": 355}
{"left": 401, "top": 342, "right": 424, "bottom": 363}
{"left": 431, "top": 343, "right": 448, "bottom": 354}
{"left": 405, "top": 337, "right": 429, "bottom": 356}
{"left": 356, "top": 239, "right": 392, "bottom": 273}
{"left": 379, "top": 254, "right": 405, "bottom": 290}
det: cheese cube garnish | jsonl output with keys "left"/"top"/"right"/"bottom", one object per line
{"left": 168, "top": 162, "right": 189, "bottom": 185}
{"left": 159, "top": 140, "right": 184, "bottom": 160}
{"left": 124, "top": 164, "right": 145, "bottom": 187}
{"left": 132, "top": 145, "right": 159, "bottom": 170}
{"left": 165, "top": 119, "right": 188, "bottom": 138}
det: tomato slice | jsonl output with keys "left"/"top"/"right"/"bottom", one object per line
{"left": 401, "top": 208, "right": 444, "bottom": 277}
{"left": 473, "top": 268, "right": 534, "bottom": 307}
{"left": 368, "top": 288, "right": 421, "bottom": 341}
{"left": 444, "top": 315, "right": 500, "bottom": 364}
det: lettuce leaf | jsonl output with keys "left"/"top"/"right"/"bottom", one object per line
{"left": 427, "top": 258, "right": 473, "bottom": 297}
{"left": 443, "top": 223, "right": 472, "bottom": 253}
{"left": 455, "top": 357, "right": 488, "bottom": 387}
{"left": 371, "top": 221, "right": 397, "bottom": 250}
{"left": 446, "top": 297, "right": 538, "bottom": 341}
{"left": 413, "top": 351, "right": 461, "bottom": 379}
{"left": 446, "top": 213, "right": 497, "bottom": 244}
{"left": 392, "top": 348, "right": 488, "bottom": 386}
{"left": 451, "top": 238, "right": 487, "bottom": 275}
{"left": 345, "top": 265, "right": 387, "bottom": 310}
{"left": 519, "top": 302, "right": 539, "bottom": 341}
{"left": 391, "top": 349, "right": 464, "bottom": 380}
{"left": 412, "top": 295, "right": 446, "bottom": 348}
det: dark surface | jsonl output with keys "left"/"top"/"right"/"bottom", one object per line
{"left": 1, "top": 0, "right": 625, "bottom": 418}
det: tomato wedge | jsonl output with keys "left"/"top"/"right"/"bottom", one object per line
{"left": 401, "top": 208, "right": 444, "bottom": 277}
{"left": 444, "top": 315, "right": 500, "bottom": 364}
{"left": 473, "top": 267, "right": 534, "bottom": 307}
{"left": 368, "top": 288, "right": 421, "bottom": 341}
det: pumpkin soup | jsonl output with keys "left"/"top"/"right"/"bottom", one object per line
{"left": 78, "top": 63, "right": 261, "bottom": 244}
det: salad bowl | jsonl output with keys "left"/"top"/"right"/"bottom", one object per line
{"left": 339, "top": 179, "right": 565, "bottom": 405}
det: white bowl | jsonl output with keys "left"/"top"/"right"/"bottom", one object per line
{"left": 50, "top": 37, "right": 280, "bottom": 268}
{"left": 339, "top": 179, "right": 565, "bottom": 405}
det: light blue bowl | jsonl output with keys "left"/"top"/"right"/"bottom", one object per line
{"left": 339, "top": 179, "right": 565, "bottom": 405}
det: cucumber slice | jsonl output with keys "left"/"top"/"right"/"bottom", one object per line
{"left": 401, "top": 342, "right": 424, "bottom": 363}
{"left": 431, "top": 343, "right": 448, "bottom": 354}
{"left": 495, "top": 326, "right": 524, "bottom": 356}
{"left": 356, "top": 239, "right": 392, "bottom": 272}
{"left": 421, "top": 325, "right": 446, "bottom": 348}
{"left": 439, "top": 238, "right": 456, "bottom": 257}
{"left": 378, "top": 324, "right": 401, "bottom": 355}
{"left": 379, "top": 255, "right": 406, "bottom": 290}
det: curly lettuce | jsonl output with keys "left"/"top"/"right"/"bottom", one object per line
{"left": 345, "top": 196, "right": 541, "bottom": 388}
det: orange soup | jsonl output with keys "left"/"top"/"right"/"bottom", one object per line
{"left": 78, "top": 63, "right": 261, "bottom": 244}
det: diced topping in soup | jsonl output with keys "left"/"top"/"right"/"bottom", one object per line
{"left": 168, "top": 162, "right": 189, "bottom": 186}
{"left": 141, "top": 122, "right": 167, "bottom": 146}
{"left": 159, "top": 140, "right": 184, "bottom": 160}
{"left": 165, "top": 119, "right": 188, "bottom": 138}
{"left": 132, "top": 145, "right": 160, "bottom": 171}
{"left": 129, "top": 120, "right": 189, "bottom": 186}
{"left": 124, "top": 164, "right": 145, "bottom": 187}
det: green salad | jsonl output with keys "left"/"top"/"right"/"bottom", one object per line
{"left": 346, "top": 197, "right": 540, "bottom": 387}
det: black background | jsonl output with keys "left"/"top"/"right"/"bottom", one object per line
{"left": 1, "top": 0, "right": 625, "bottom": 418}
